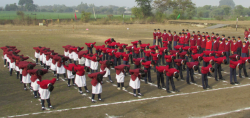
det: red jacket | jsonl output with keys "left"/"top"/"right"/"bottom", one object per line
{"left": 162, "top": 33, "right": 168, "bottom": 41}
{"left": 133, "top": 47, "right": 141, "bottom": 54}
{"left": 214, "top": 56, "right": 226, "bottom": 65}
{"left": 144, "top": 51, "right": 151, "bottom": 57}
{"left": 105, "top": 38, "right": 115, "bottom": 45}
{"left": 231, "top": 43, "right": 238, "bottom": 52}
{"left": 164, "top": 55, "right": 175, "bottom": 63}
{"left": 240, "top": 57, "right": 250, "bottom": 64}
{"left": 229, "top": 54, "right": 239, "bottom": 61}
{"left": 133, "top": 58, "right": 145, "bottom": 66}
{"left": 140, "top": 43, "right": 150, "bottom": 50}
{"left": 165, "top": 67, "right": 179, "bottom": 77}
{"left": 191, "top": 53, "right": 204, "bottom": 61}
{"left": 37, "top": 78, "right": 56, "bottom": 89}
{"left": 197, "top": 36, "right": 202, "bottom": 46}
{"left": 169, "top": 50, "right": 179, "bottom": 55}
{"left": 187, "top": 32, "right": 191, "bottom": 39}
{"left": 201, "top": 64, "right": 213, "bottom": 74}
{"left": 126, "top": 46, "right": 133, "bottom": 52}
{"left": 142, "top": 61, "right": 152, "bottom": 69}
{"left": 244, "top": 31, "right": 249, "bottom": 38}
{"left": 109, "top": 42, "right": 120, "bottom": 47}
{"left": 205, "top": 35, "right": 210, "bottom": 40}
{"left": 191, "top": 46, "right": 199, "bottom": 54}
{"left": 242, "top": 45, "right": 248, "bottom": 53}
{"left": 107, "top": 49, "right": 117, "bottom": 56}
{"left": 225, "top": 42, "right": 231, "bottom": 51}
{"left": 184, "top": 36, "right": 189, "bottom": 44}
{"left": 122, "top": 53, "right": 130, "bottom": 61}
{"left": 206, "top": 40, "right": 212, "bottom": 50}
{"left": 162, "top": 41, "right": 169, "bottom": 47}
{"left": 179, "top": 51, "right": 187, "bottom": 59}
{"left": 157, "top": 32, "right": 162, "bottom": 39}
{"left": 131, "top": 41, "right": 139, "bottom": 47}
{"left": 64, "top": 64, "right": 76, "bottom": 71}
{"left": 216, "top": 36, "right": 220, "bottom": 42}
{"left": 186, "top": 62, "right": 199, "bottom": 69}
{"left": 237, "top": 40, "right": 242, "bottom": 48}
{"left": 94, "top": 45, "right": 105, "bottom": 51}
{"left": 203, "top": 56, "right": 215, "bottom": 63}
{"left": 88, "top": 71, "right": 106, "bottom": 86}
{"left": 149, "top": 45, "right": 160, "bottom": 53}
{"left": 99, "top": 60, "right": 114, "bottom": 71}
{"left": 168, "top": 33, "right": 173, "bottom": 41}
{"left": 215, "top": 51, "right": 224, "bottom": 57}
{"left": 174, "top": 59, "right": 186, "bottom": 66}
{"left": 28, "top": 69, "right": 48, "bottom": 82}
{"left": 129, "top": 69, "right": 147, "bottom": 81}
{"left": 179, "top": 36, "right": 185, "bottom": 44}
{"left": 101, "top": 48, "right": 109, "bottom": 53}
{"left": 117, "top": 43, "right": 128, "bottom": 50}
{"left": 183, "top": 46, "right": 191, "bottom": 52}
{"left": 173, "top": 34, "right": 178, "bottom": 41}
{"left": 230, "top": 60, "right": 242, "bottom": 69}
{"left": 201, "top": 39, "right": 207, "bottom": 48}
{"left": 174, "top": 45, "right": 184, "bottom": 50}
{"left": 114, "top": 52, "right": 125, "bottom": 58}
{"left": 85, "top": 42, "right": 96, "bottom": 48}
{"left": 153, "top": 32, "right": 157, "bottom": 39}
{"left": 151, "top": 53, "right": 160, "bottom": 61}
{"left": 159, "top": 47, "right": 168, "bottom": 55}
{"left": 156, "top": 66, "right": 168, "bottom": 73}
{"left": 218, "top": 42, "right": 225, "bottom": 51}
{"left": 190, "top": 38, "right": 196, "bottom": 46}
{"left": 212, "top": 41, "right": 219, "bottom": 51}
{"left": 115, "top": 64, "right": 130, "bottom": 75}
{"left": 204, "top": 51, "right": 214, "bottom": 56}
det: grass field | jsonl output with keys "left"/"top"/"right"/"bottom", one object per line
{"left": 0, "top": 11, "right": 134, "bottom": 20}
{"left": 1, "top": 23, "right": 250, "bottom": 118}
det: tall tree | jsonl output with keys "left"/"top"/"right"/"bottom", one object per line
{"left": 234, "top": 5, "right": 244, "bottom": 15}
{"left": 221, "top": 5, "right": 231, "bottom": 15}
{"left": 135, "top": 0, "right": 152, "bottom": 17}
{"left": 219, "top": 0, "right": 235, "bottom": 8}
{"left": 18, "top": 0, "right": 35, "bottom": 11}
{"left": 118, "top": 7, "right": 126, "bottom": 14}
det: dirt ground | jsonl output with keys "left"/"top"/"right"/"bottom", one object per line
{"left": 0, "top": 23, "right": 250, "bottom": 118}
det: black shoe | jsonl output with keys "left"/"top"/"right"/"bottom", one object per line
{"left": 239, "top": 76, "right": 242, "bottom": 78}
{"left": 138, "top": 93, "right": 143, "bottom": 96}
{"left": 191, "top": 81, "right": 196, "bottom": 84}
{"left": 148, "top": 81, "right": 152, "bottom": 83}
{"left": 219, "top": 78, "right": 225, "bottom": 80}
{"left": 158, "top": 86, "right": 162, "bottom": 89}
{"left": 230, "top": 82, "right": 235, "bottom": 85}
{"left": 203, "top": 88, "right": 207, "bottom": 90}
{"left": 235, "top": 82, "right": 240, "bottom": 84}
{"left": 245, "top": 75, "right": 249, "bottom": 77}
{"left": 167, "top": 90, "right": 171, "bottom": 93}
{"left": 215, "top": 79, "right": 219, "bottom": 81}
{"left": 162, "top": 85, "right": 166, "bottom": 88}
{"left": 187, "top": 82, "right": 191, "bottom": 85}
{"left": 208, "top": 75, "right": 213, "bottom": 77}
{"left": 174, "top": 89, "right": 180, "bottom": 92}
{"left": 221, "top": 69, "right": 224, "bottom": 71}
{"left": 207, "top": 86, "right": 212, "bottom": 89}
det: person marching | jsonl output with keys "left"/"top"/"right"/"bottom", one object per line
{"left": 88, "top": 71, "right": 106, "bottom": 103}
{"left": 129, "top": 69, "right": 147, "bottom": 97}
{"left": 72, "top": 65, "right": 90, "bottom": 94}
{"left": 28, "top": 69, "right": 48, "bottom": 98}
{"left": 114, "top": 64, "right": 130, "bottom": 90}
{"left": 37, "top": 78, "right": 56, "bottom": 110}
{"left": 64, "top": 63, "right": 76, "bottom": 87}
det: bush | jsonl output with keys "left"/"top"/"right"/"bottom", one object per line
{"left": 215, "top": 16, "right": 223, "bottom": 20}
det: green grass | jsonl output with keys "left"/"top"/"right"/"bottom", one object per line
{"left": 0, "top": 11, "right": 134, "bottom": 20}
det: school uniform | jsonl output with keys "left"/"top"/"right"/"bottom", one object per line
{"left": 158, "top": 47, "right": 168, "bottom": 65}
{"left": 37, "top": 78, "right": 56, "bottom": 109}
{"left": 157, "top": 32, "right": 163, "bottom": 47}
{"left": 62, "top": 45, "right": 71, "bottom": 57}
{"left": 225, "top": 42, "right": 231, "bottom": 62}
{"left": 129, "top": 69, "right": 147, "bottom": 96}
{"left": 153, "top": 32, "right": 157, "bottom": 45}
{"left": 19, "top": 63, "right": 36, "bottom": 90}
{"left": 230, "top": 60, "right": 242, "bottom": 84}
{"left": 144, "top": 51, "right": 151, "bottom": 61}
{"left": 218, "top": 42, "right": 225, "bottom": 51}
{"left": 237, "top": 40, "right": 242, "bottom": 56}
{"left": 178, "top": 51, "right": 188, "bottom": 70}
{"left": 141, "top": 61, "right": 152, "bottom": 83}
{"left": 140, "top": 43, "right": 150, "bottom": 57}
{"left": 101, "top": 47, "right": 109, "bottom": 60}
{"left": 214, "top": 57, "right": 226, "bottom": 81}
{"left": 105, "top": 38, "right": 115, "bottom": 48}
{"left": 156, "top": 66, "right": 168, "bottom": 88}
{"left": 131, "top": 41, "right": 139, "bottom": 48}
{"left": 190, "top": 38, "right": 196, "bottom": 46}
{"left": 78, "top": 50, "right": 88, "bottom": 65}
{"left": 133, "top": 58, "right": 144, "bottom": 69}
{"left": 115, "top": 65, "right": 130, "bottom": 89}
{"left": 107, "top": 49, "right": 117, "bottom": 61}
{"left": 90, "top": 54, "right": 102, "bottom": 73}
{"left": 165, "top": 55, "right": 175, "bottom": 68}
{"left": 174, "top": 59, "right": 186, "bottom": 80}
{"left": 184, "top": 36, "right": 189, "bottom": 46}
{"left": 94, "top": 45, "right": 105, "bottom": 56}
{"left": 165, "top": 67, "right": 179, "bottom": 92}
{"left": 33, "top": 47, "right": 42, "bottom": 64}
{"left": 117, "top": 43, "right": 128, "bottom": 52}
{"left": 201, "top": 39, "right": 207, "bottom": 53}
{"left": 74, "top": 65, "right": 89, "bottom": 93}
{"left": 238, "top": 57, "right": 249, "bottom": 77}
{"left": 64, "top": 64, "right": 76, "bottom": 86}
{"left": 173, "top": 34, "right": 178, "bottom": 49}
{"left": 151, "top": 53, "right": 160, "bottom": 72}
{"left": 168, "top": 33, "right": 173, "bottom": 50}
{"left": 100, "top": 60, "right": 114, "bottom": 82}
{"left": 56, "top": 56, "right": 69, "bottom": 80}
{"left": 203, "top": 56, "right": 215, "bottom": 76}
{"left": 28, "top": 69, "right": 48, "bottom": 98}
{"left": 242, "top": 45, "right": 248, "bottom": 57}
{"left": 122, "top": 53, "right": 130, "bottom": 65}
{"left": 206, "top": 40, "right": 212, "bottom": 51}
{"left": 186, "top": 62, "right": 199, "bottom": 84}
{"left": 132, "top": 47, "right": 141, "bottom": 58}
{"left": 231, "top": 43, "right": 238, "bottom": 54}
{"left": 201, "top": 64, "right": 213, "bottom": 89}
{"left": 88, "top": 71, "right": 106, "bottom": 101}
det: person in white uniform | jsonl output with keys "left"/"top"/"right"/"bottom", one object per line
{"left": 114, "top": 64, "right": 130, "bottom": 90}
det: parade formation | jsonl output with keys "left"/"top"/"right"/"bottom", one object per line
{"left": 1, "top": 28, "right": 250, "bottom": 110}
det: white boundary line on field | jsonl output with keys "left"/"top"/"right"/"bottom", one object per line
{"left": 26, "top": 55, "right": 36, "bottom": 62}
{"left": 200, "top": 106, "right": 250, "bottom": 118}
{"left": 5, "top": 83, "right": 250, "bottom": 118}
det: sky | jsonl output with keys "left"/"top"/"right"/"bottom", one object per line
{"left": 1, "top": 0, "right": 249, "bottom": 8}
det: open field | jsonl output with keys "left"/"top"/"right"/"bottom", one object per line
{"left": 0, "top": 11, "right": 134, "bottom": 20}
{"left": 1, "top": 23, "right": 250, "bottom": 118}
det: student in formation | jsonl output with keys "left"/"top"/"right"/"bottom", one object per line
{"left": 129, "top": 69, "right": 147, "bottom": 97}
{"left": 72, "top": 65, "right": 90, "bottom": 94}
{"left": 114, "top": 64, "right": 130, "bottom": 90}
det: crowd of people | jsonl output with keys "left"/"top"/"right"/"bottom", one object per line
{"left": 1, "top": 28, "right": 250, "bottom": 110}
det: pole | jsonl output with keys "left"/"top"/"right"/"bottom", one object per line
{"left": 236, "top": 17, "right": 238, "bottom": 31}
{"left": 93, "top": 7, "right": 96, "bottom": 20}
{"left": 123, "top": 14, "right": 124, "bottom": 24}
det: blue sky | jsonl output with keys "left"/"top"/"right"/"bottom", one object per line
{"left": 1, "top": 0, "right": 249, "bottom": 8}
